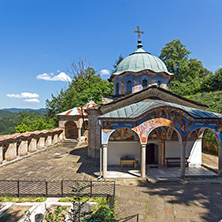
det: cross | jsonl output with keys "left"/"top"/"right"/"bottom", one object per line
{"left": 90, "top": 96, "right": 93, "bottom": 100}
{"left": 133, "top": 25, "right": 144, "bottom": 39}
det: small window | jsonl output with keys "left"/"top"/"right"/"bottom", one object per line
{"left": 116, "top": 82, "right": 119, "bottom": 95}
{"left": 142, "top": 79, "right": 148, "bottom": 89}
{"left": 126, "top": 80, "right": 132, "bottom": 93}
{"left": 157, "top": 80, "right": 161, "bottom": 87}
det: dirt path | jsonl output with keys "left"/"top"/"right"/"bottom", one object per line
{"left": 202, "top": 152, "right": 218, "bottom": 173}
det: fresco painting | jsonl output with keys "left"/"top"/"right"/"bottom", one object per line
{"left": 120, "top": 79, "right": 125, "bottom": 94}
{"left": 113, "top": 74, "right": 169, "bottom": 95}
{"left": 109, "top": 128, "right": 139, "bottom": 141}
{"left": 101, "top": 107, "right": 222, "bottom": 144}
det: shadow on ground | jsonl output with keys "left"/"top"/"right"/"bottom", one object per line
{"left": 69, "top": 145, "right": 100, "bottom": 178}
{"left": 138, "top": 180, "right": 222, "bottom": 222}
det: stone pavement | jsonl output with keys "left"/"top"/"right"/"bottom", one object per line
{"left": 0, "top": 140, "right": 100, "bottom": 181}
{"left": 0, "top": 141, "right": 222, "bottom": 221}
{"left": 115, "top": 181, "right": 222, "bottom": 222}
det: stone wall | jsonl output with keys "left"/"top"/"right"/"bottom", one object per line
{"left": 0, "top": 128, "right": 64, "bottom": 164}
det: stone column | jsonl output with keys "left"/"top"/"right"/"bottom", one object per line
{"left": 37, "top": 137, "right": 45, "bottom": 149}
{"left": 141, "top": 144, "right": 146, "bottom": 178}
{"left": 78, "top": 128, "right": 81, "bottom": 140}
{"left": 53, "top": 134, "right": 58, "bottom": 145}
{"left": 18, "top": 140, "right": 28, "bottom": 156}
{"left": 28, "top": 138, "right": 37, "bottom": 153}
{"left": 102, "top": 144, "right": 108, "bottom": 178}
{"left": 5, "top": 142, "right": 17, "bottom": 161}
{"left": 180, "top": 142, "right": 186, "bottom": 179}
{"left": 46, "top": 135, "right": 52, "bottom": 147}
{"left": 161, "top": 139, "right": 165, "bottom": 165}
{"left": 218, "top": 141, "right": 222, "bottom": 175}
{"left": 59, "top": 132, "right": 63, "bottom": 141}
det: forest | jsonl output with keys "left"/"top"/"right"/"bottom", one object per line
{"left": 0, "top": 39, "right": 221, "bottom": 154}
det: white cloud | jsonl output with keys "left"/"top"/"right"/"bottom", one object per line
{"left": 36, "top": 72, "right": 72, "bottom": 82}
{"left": 100, "top": 69, "right": 110, "bottom": 75}
{"left": 7, "top": 92, "right": 39, "bottom": 98}
{"left": 24, "top": 99, "right": 40, "bottom": 103}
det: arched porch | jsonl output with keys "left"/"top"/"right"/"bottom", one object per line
{"left": 64, "top": 121, "right": 78, "bottom": 139}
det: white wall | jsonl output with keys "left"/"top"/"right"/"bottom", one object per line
{"left": 165, "top": 140, "right": 202, "bottom": 166}
{"left": 187, "top": 139, "right": 202, "bottom": 167}
{"left": 107, "top": 142, "right": 140, "bottom": 165}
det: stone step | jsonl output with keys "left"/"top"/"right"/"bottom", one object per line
{"left": 61, "top": 139, "right": 78, "bottom": 147}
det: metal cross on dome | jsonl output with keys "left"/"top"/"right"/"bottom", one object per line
{"left": 133, "top": 25, "right": 144, "bottom": 39}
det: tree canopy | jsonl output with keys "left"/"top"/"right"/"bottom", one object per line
{"left": 160, "top": 39, "right": 213, "bottom": 96}
{"left": 46, "top": 63, "right": 113, "bottom": 120}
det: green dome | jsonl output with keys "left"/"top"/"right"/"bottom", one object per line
{"left": 113, "top": 48, "right": 173, "bottom": 76}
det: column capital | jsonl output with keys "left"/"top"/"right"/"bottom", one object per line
{"left": 102, "top": 143, "right": 108, "bottom": 148}
{"left": 141, "top": 143, "right": 146, "bottom": 148}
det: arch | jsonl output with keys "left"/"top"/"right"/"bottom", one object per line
{"left": 115, "top": 82, "right": 120, "bottom": 95}
{"left": 82, "top": 120, "right": 88, "bottom": 137}
{"left": 126, "top": 80, "right": 132, "bottom": 94}
{"left": 157, "top": 80, "right": 161, "bottom": 87}
{"left": 108, "top": 127, "right": 140, "bottom": 142}
{"left": 187, "top": 127, "right": 220, "bottom": 143}
{"left": 142, "top": 79, "right": 148, "bottom": 89}
{"left": 187, "top": 126, "right": 220, "bottom": 170}
{"left": 64, "top": 121, "right": 78, "bottom": 139}
{"left": 147, "top": 125, "right": 182, "bottom": 143}
{"left": 107, "top": 127, "right": 141, "bottom": 166}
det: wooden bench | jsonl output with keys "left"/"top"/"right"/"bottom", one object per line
{"left": 166, "top": 157, "right": 189, "bottom": 167}
{"left": 120, "top": 158, "right": 136, "bottom": 168}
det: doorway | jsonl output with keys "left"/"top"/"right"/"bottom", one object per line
{"left": 146, "top": 143, "right": 158, "bottom": 164}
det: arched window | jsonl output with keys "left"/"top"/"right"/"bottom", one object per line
{"left": 142, "top": 79, "right": 148, "bottom": 89}
{"left": 157, "top": 80, "right": 161, "bottom": 87}
{"left": 126, "top": 80, "right": 132, "bottom": 93}
{"left": 115, "top": 82, "right": 119, "bottom": 95}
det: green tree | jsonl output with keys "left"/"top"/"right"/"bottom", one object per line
{"left": 15, "top": 111, "right": 55, "bottom": 133}
{"left": 159, "top": 39, "right": 191, "bottom": 77}
{"left": 46, "top": 62, "right": 113, "bottom": 120}
{"left": 160, "top": 39, "right": 212, "bottom": 95}
{"left": 200, "top": 68, "right": 222, "bottom": 92}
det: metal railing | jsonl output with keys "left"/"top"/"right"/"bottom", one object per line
{"left": 0, "top": 179, "right": 115, "bottom": 199}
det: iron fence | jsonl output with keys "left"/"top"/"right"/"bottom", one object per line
{"left": 0, "top": 179, "right": 115, "bottom": 198}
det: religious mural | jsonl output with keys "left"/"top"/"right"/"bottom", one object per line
{"left": 120, "top": 79, "right": 125, "bottom": 94}
{"left": 133, "top": 77, "right": 141, "bottom": 93}
{"left": 113, "top": 74, "right": 169, "bottom": 96}
{"left": 109, "top": 128, "right": 139, "bottom": 141}
{"left": 101, "top": 106, "right": 222, "bottom": 144}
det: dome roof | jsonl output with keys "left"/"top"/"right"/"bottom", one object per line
{"left": 112, "top": 47, "right": 173, "bottom": 77}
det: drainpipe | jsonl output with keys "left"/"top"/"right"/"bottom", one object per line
{"left": 97, "top": 119, "right": 102, "bottom": 179}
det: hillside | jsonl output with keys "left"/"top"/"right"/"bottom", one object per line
{"left": 186, "top": 91, "right": 222, "bottom": 113}
{"left": 2, "top": 108, "right": 47, "bottom": 113}
{"left": 0, "top": 110, "right": 17, "bottom": 118}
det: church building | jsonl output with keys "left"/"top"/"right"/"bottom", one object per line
{"left": 86, "top": 26, "right": 222, "bottom": 179}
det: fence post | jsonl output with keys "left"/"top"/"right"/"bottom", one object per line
{"left": 137, "top": 214, "right": 139, "bottom": 222}
{"left": 61, "top": 180, "right": 63, "bottom": 197}
{"left": 17, "top": 181, "right": 20, "bottom": 197}
{"left": 90, "top": 181, "right": 92, "bottom": 197}
{"left": 45, "top": 181, "right": 48, "bottom": 196}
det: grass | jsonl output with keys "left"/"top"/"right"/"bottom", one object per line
{"left": 59, "top": 196, "right": 110, "bottom": 204}
{"left": 0, "top": 195, "right": 47, "bottom": 202}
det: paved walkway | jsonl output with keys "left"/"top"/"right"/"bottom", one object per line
{"left": 0, "top": 141, "right": 222, "bottom": 221}
{"left": 115, "top": 182, "right": 222, "bottom": 222}
{"left": 0, "top": 140, "right": 100, "bottom": 181}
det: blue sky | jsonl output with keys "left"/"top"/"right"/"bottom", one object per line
{"left": 0, "top": 0, "right": 222, "bottom": 109}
